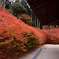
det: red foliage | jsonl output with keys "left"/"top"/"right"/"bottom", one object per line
{"left": 0, "top": 8, "right": 59, "bottom": 59}
{"left": 45, "top": 29, "right": 59, "bottom": 44}
{"left": 0, "top": 8, "right": 44, "bottom": 58}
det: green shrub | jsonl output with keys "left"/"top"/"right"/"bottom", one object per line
{"left": 20, "top": 14, "right": 33, "bottom": 26}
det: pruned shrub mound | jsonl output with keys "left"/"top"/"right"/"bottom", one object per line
{"left": 45, "top": 29, "right": 59, "bottom": 44}
{"left": 20, "top": 14, "right": 33, "bottom": 26}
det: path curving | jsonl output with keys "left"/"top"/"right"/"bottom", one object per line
{"left": 19, "top": 44, "right": 59, "bottom": 59}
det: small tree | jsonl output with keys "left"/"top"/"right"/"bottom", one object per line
{"left": 20, "top": 14, "right": 33, "bottom": 26}
{"left": 10, "top": 2, "right": 27, "bottom": 16}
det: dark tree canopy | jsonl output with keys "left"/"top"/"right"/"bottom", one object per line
{"left": 10, "top": 2, "right": 27, "bottom": 16}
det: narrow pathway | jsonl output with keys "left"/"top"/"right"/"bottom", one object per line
{"left": 36, "top": 48, "right": 59, "bottom": 59}
{"left": 19, "top": 44, "right": 59, "bottom": 59}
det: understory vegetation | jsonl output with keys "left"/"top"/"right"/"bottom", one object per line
{"left": 0, "top": 8, "right": 59, "bottom": 59}
{"left": 20, "top": 14, "right": 33, "bottom": 26}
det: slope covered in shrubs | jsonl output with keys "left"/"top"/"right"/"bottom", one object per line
{"left": 0, "top": 8, "right": 59, "bottom": 59}
{"left": 0, "top": 8, "right": 44, "bottom": 58}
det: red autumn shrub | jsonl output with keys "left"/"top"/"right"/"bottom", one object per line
{"left": 45, "top": 29, "right": 59, "bottom": 44}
